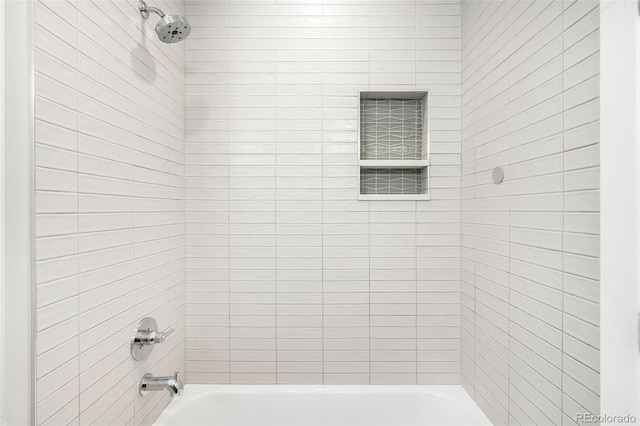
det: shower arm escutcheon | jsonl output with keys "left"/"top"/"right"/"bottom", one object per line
{"left": 139, "top": 0, "right": 165, "bottom": 19}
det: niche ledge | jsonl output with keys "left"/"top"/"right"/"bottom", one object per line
{"left": 359, "top": 194, "right": 431, "bottom": 201}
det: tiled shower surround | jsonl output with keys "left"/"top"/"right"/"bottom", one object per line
{"left": 461, "top": 1, "right": 600, "bottom": 425}
{"left": 30, "top": 0, "right": 601, "bottom": 424}
{"left": 184, "top": 0, "right": 463, "bottom": 384}
{"left": 34, "top": 0, "right": 186, "bottom": 424}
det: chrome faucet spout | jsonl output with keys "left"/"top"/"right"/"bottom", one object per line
{"left": 139, "top": 372, "right": 184, "bottom": 397}
{"left": 166, "top": 378, "right": 182, "bottom": 396}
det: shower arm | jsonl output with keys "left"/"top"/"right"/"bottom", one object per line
{"left": 139, "top": 0, "right": 165, "bottom": 19}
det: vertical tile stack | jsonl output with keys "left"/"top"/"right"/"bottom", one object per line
{"left": 184, "top": 0, "right": 462, "bottom": 385}
{"left": 34, "top": 0, "right": 186, "bottom": 424}
{"left": 461, "top": 1, "right": 600, "bottom": 424}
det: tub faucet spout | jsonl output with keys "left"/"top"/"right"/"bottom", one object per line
{"left": 139, "top": 371, "right": 183, "bottom": 397}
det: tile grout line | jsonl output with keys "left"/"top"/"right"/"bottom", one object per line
{"left": 367, "top": 0, "right": 371, "bottom": 385}
{"left": 320, "top": 0, "right": 324, "bottom": 385}
{"left": 560, "top": 1, "right": 565, "bottom": 421}
{"left": 507, "top": 0, "right": 512, "bottom": 420}
{"left": 75, "top": 0, "right": 80, "bottom": 422}
{"left": 227, "top": 0, "right": 231, "bottom": 385}
{"left": 416, "top": 0, "right": 421, "bottom": 384}
{"left": 274, "top": 5, "right": 278, "bottom": 383}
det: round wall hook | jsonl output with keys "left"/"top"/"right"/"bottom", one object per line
{"left": 492, "top": 166, "right": 504, "bottom": 185}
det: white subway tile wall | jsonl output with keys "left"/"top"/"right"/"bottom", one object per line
{"left": 34, "top": 0, "right": 186, "bottom": 424}
{"left": 461, "top": 1, "right": 599, "bottom": 425}
{"left": 184, "top": 0, "right": 462, "bottom": 385}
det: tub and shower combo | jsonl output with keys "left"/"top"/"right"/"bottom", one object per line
{"left": 23, "top": 0, "right": 606, "bottom": 423}
{"left": 128, "top": 2, "right": 492, "bottom": 424}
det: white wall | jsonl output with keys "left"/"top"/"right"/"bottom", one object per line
{"left": 600, "top": 0, "right": 640, "bottom": 419}
{"left": 461, "top": 0, "right": 600, "bottom": 425}
{"left": 3, "top": 0, "right": 35, "bottom": 424}
{"left": 1, "top": 1, "right": 5, "bottom": 422}
{"left": 184, "top": 0, "right": 463, "bottom": 385}
{"left": 33, "top": 0, "right": 186, "bottom": 424}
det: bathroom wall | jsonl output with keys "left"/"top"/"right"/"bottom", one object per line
{"left": 34, "top": 0, "right": 185, "bottom": 424}
{"left": 460, "top": 1, "right": 599, "bottom": 425}
{"left": 184, "top": 0, "right": 463, "bottom": 384}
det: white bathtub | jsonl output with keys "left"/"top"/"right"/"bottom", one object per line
{"left": 154, "top": 385, "right": 492, "bottom": 426}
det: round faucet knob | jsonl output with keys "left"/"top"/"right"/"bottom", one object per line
{"left": 131, "top": 318, "right": 176, "bottom": 361}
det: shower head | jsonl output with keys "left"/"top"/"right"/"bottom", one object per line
{"left": 154, "top": 14, "right": 191, "bottom": 44}
{"left": 138, "top": 0, "right": 191, "bottom": 44}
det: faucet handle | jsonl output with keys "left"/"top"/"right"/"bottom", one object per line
{"left": 155, "top": 328, "right": 174, "bottom": 344}
{"left": 136, "top": 327, "right": 174, "bottom": 346}
{"left": 131, "top": 317, "right": 176, "bottom": 361}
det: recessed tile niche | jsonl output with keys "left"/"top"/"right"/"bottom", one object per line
{"left": 358, "top": 91, "right": 429, "bottom": 200}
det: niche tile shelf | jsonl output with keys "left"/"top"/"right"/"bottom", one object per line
{"left": 358, "top": 91, "right": 430, "bottom": 200}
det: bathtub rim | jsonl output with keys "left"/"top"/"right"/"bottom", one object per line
{"left": 154, "top": 384, "right": 493, "bottom": 426}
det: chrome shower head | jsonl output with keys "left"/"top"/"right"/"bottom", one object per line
{"left": 139, "top": 0, "right": 191, "bottom": 44}
{"left": 155, "top": 14, "right": 191, "bottom": 44}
